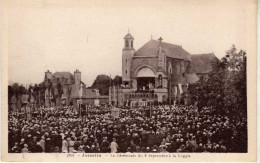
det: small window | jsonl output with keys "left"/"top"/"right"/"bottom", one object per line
{"left": 126, "top": 70, "right": 127, "bottom": 74}
{"left": 131, "top": 40, "right": 133, "bottom": 48}
{"left": 125, "top": 40, "right": 128, "bottom": 47}
{"left": 126, "top": 59, "right": 127, "bottom": 63}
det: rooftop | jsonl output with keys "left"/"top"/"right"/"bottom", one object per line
{"left": 189, "top": 53, "right": 218, "bottom": 74}
{"left": 134, "top": 39, "right": 191, "bottom": 61}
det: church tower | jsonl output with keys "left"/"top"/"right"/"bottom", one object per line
{"left": 122, "top": 32, "right": 135, "bottom": 87}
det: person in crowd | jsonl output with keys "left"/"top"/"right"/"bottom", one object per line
{"left": 8, "top": 104, "right": 247, "bottom": 153}
{"left": 21, "top": 144, "right": 29, "bottom": 153}
{"left": 110, "top": 138, "right": 118, "bottom": 153}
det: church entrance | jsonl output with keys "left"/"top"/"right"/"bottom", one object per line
{"left": 137, "top": 77, "right": 155, "bottom": 91}
{"left": 136, "top": 67, "right": 156, "bottom": 91}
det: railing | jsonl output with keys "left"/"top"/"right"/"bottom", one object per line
{"left": 126, "top": 92, "right": 157, "bottom": 99}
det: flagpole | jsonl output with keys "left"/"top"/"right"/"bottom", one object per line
{"left": 149, "top": 82, "right": 151, "bottom": 119}
{"left": 109, "top": 74, "right": 112, "bottom": 106}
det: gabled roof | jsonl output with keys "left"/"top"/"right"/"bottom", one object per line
{"left": 134, "top": 40, "right": 191, "bottom": 61}
{"left": 184, "top": 73, "right": 200, "bottom": 84}
{"left": 52, "top": 72, "right": 74, "bottom": 79}
{"left": 189, "top": 53, "right": 218, "bottom": 74}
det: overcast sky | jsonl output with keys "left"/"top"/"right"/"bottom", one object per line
{"left": 7, "top": 0, "right": 249, "bottom": 87}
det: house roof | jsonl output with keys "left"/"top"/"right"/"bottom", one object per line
{"left": 85, "top": 88, "right": 108, "bottom": 99}
{"left": 52, "top": 72, "right": 74, "bottom": 79}
{"left": 184, "top": 73, "right": 200, "bottom": 84}
{"left": 189, "top": 53, "right": 218, "bottom": 74}
{"left": 85, "top": 88, "right": 98, "bottom": 98}
{"left": 134, "top": 40, "right": 191, "bottom": 61}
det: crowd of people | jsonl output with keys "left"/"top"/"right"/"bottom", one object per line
{"left": 8, "top": 104, "right": 247, "bottom": 153}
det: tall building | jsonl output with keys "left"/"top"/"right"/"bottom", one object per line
{"left": 110, "top": 33, "right": 218, "bottom": 106}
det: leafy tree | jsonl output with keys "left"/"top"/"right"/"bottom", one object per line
{"left": 189, "top": 45, "right": 247, "bottom": 153}
{"left": 113, "top": 75, "right": 122, "bottom": 86}
{"left": 189, "top": 45, "right": 247, "bottom": 117}
{"left": 38, "top": 82, "right": 46, "bottom": 106}
{"left": 8, "top": 85, "right": 14, "bottom": 105}
{"left": 91, "top": 75, "right": 112, "bottom": 95}
{"left": 8, "top": 83, "right": 27, "bottom": 110}
{"left": 57, "top": 81, "right": 63, "bottom": 106}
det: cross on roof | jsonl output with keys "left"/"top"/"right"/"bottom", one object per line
{"left": 158, "top": 37, "right": 163, "bottom": 42}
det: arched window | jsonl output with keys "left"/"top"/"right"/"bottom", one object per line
{"left": 125, "top": 40, "right": 128, "bottom": 47}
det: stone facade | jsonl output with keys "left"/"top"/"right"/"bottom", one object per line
{"left": 43, "top": 69, "right": 108, "bottom": 107}
{"left": 110, "top": 33, "right": 217, "bottom": 106}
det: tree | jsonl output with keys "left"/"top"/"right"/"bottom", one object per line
{"left": 57, "top": 82, "right": 63, "bottom": 106}
{"left": 8, "top": 83, "right": 27, "bottom": 111}
{"left": 8, "top": 85, "right": 14, "bottom": 105}
{"left": 38, "top": 82, "right": 46, "bottom": 106}
{"left": 32, "top": 84, "right": 40, "bottom": 107}
{"left": 91, "top": 75, "right": 112, "bottom": 95}
{"left": 113, "top": 75, "right": 122, "bottom": 86}
{"left": 189, "top": 45, "right": 247, "bottom": 117}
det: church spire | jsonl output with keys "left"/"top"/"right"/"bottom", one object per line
{"left": 124, "top": 32, "right": 134, "bottom": 49}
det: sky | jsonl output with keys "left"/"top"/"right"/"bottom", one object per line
{"left": 6, "top": 0, "right": 249, "bottom": 87}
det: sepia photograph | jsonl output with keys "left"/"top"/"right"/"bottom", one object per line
{"left": 1, "top": 0, "right": 257, "bottom": 162}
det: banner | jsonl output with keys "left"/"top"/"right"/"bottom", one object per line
{"left": 26, "top": 105, "right": 32, "bottom": 120}
{"left": 174, "top": 86, "right": 178, "bottom": 95}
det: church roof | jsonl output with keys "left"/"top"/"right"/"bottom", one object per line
{"left": 52, "top": 72, "right": 74, "bottom": 79}
{"left": 189, "top": 53, "right": 218, "bottom": 74}
{"left": 134, "top": 40, "right": 191, "bottom": 61}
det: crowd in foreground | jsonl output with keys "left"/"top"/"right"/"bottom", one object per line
{"left": 8, "top": 104, "right": 247, "bottom": 153}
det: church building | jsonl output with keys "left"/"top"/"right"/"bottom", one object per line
{"left": 109, "top": 33, "right": 218, "bottom": 106}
